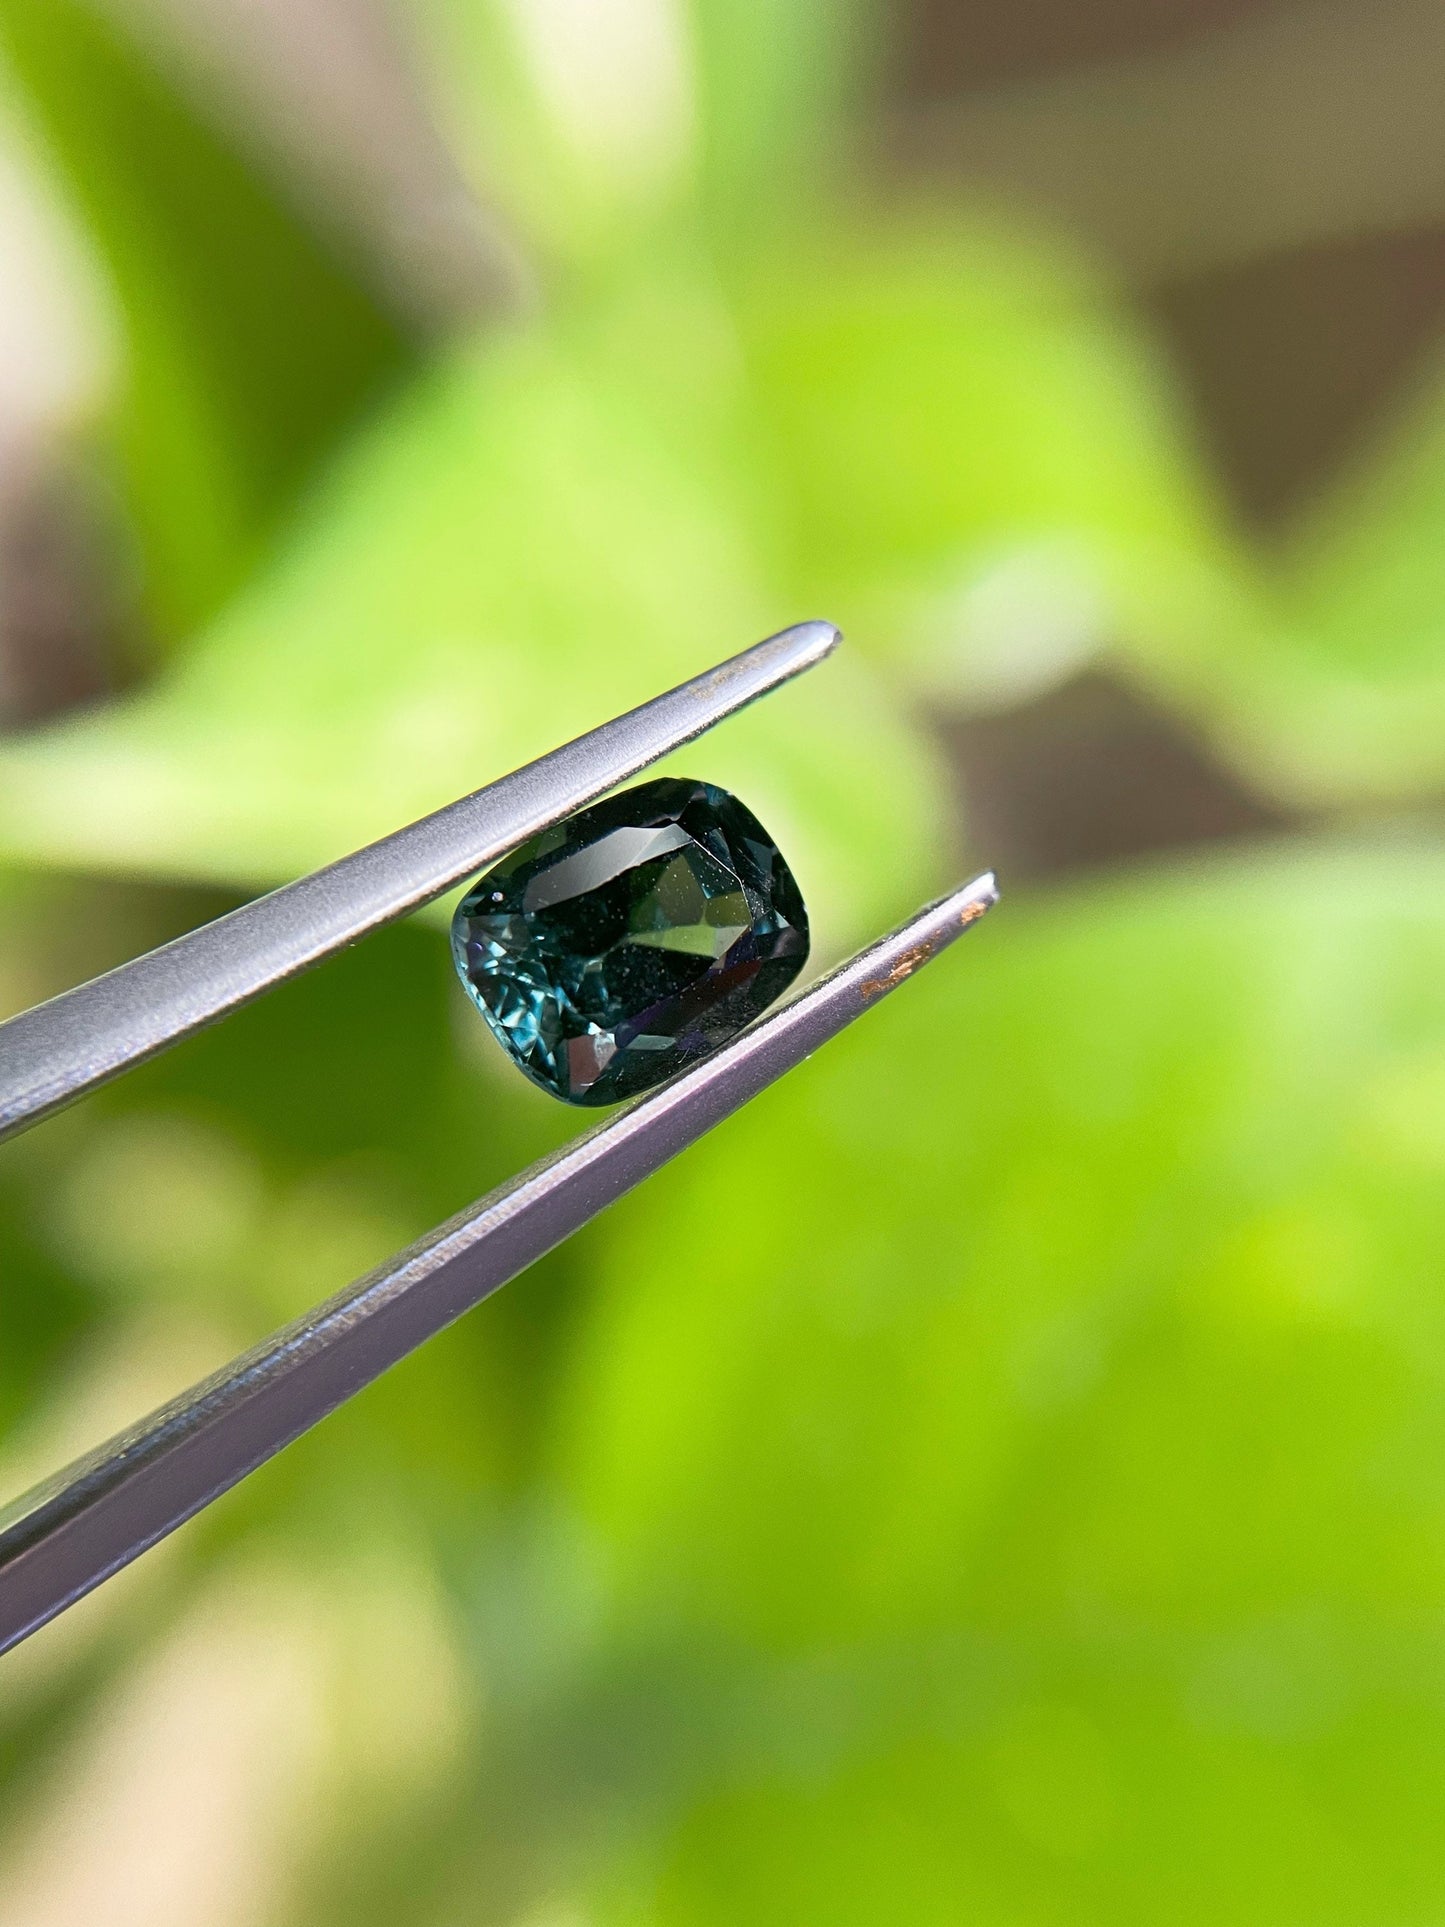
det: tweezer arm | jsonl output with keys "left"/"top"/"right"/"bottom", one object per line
{"left": 0, "top": 620, "right": 838, "bottom": 1144}
{"left": 0, "top": 872, "right": 997, "bottom": 1656}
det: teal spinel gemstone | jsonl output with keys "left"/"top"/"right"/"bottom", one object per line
{"left": 451, "top": 777, "right": 809, "bottom": 1105}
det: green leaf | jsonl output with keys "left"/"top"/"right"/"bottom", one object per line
{"left": 565, "top": 840, "right": 1445, "bottom": 1634}
{"left": 610, "top": 1677, "right": 1445, "bottom": 1925}
{"left": 685, "top": 0, "right": 879, "bottom": 230}
{"left": 0, "top": 0, "right": 414, "bottom": 644}
{"left": 728, "top": 208, "right": 1445, "bottom": 815}
{"left": 558, "top": 841, "right": 1445, "bottom": 1915}
{"left": 0, "top": 284, "right": 949, "bottom": 945}
{"left": 391, "top": 15, "right": 1445, "bottom": 815}
{"left": 406, "top": 0, "right": 698, "bottom": 267}
{"left": 407, "top": 0, "right": 879, "bottom": 270}
{"left": 732, "top": 214, "right": 1259, "bottom": 710}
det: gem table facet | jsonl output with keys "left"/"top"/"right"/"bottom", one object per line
{"left": 451, "top": 777, "right": 810, "bottom": 1105}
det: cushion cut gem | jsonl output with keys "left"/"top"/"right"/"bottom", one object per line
{"left": 451, "top": 777, "right": 810, "bottom": 1105}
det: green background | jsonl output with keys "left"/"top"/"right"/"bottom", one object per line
{"left": 1, "top": 2, "right": 1444, "bottom": 1920}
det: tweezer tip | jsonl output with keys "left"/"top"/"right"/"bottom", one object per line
{"left": 789, "top": 619, "right": 843, "bottom": 660}
{"left": 954, "top": 870, "right": 1000, "bottom": 922}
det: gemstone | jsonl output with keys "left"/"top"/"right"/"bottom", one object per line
{"left": 451, "top": 777, "right": 810, "bottom": 1106}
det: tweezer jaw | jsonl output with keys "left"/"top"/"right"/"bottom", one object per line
{"left": 0, "top": 620, "right": 839, "bottom": 1144}
{"left": 0, "top": 872, "right": 998, "bottom": 1657}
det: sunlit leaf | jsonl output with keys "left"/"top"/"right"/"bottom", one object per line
{"left": 685, "top": 0, "right": 878, "bottom": 230}
{"left": 611, "top": 1675, "right": 1445, "bottom": 1926}
{"left": 729, "top": 208, "right": 1445, "bottom": 816}
{"left": 409, "top": 0, "right": 876, "bottom": 271}
{"left": 407, "top": 0, "right": 699, "bottom": 266}
{"left": 732, "top": 213, "right": 1259, "bottom": 711}
{"left": 559, "top": 842, "right": 1445, "bottom": 1915}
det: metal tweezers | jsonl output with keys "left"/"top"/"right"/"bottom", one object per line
{"left": 0, "top": 622, "right": 996, "bottom": 1656}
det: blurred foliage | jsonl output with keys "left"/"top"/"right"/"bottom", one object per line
{"left": 1, "top": 1, "right": 1445, "bottom": 1923}
{"left": 0, "top": 280, "right": 943, "bottom": 940}
{"left": 0, "top": 0, "right": 415, "bottom": 647}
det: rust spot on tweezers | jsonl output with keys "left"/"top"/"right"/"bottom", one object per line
{"left": 860, "top": 938, "right": 939, "bottom": 999}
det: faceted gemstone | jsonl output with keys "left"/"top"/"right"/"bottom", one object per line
{"left": 451, "top": 777, "right": 809, "bottom": 1105}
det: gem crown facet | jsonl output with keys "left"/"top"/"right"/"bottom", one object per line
{"left": 451, "top": 777, "right": 810, "bottom": 1105}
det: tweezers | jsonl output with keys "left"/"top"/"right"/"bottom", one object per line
{"left": 0, "top": 621, "right": 997, "bottom": 1656}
